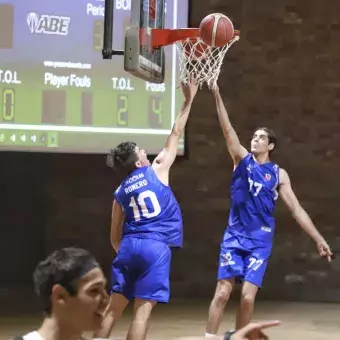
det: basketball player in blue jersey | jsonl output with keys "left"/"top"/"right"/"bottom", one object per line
{"left": 205, "top": 85, "right": 333, "bottom": 337}
{"left": 92, "top": 78, "right": 198, "bottom": 340}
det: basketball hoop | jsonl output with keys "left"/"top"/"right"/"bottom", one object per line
{"left": 150, "top": 26, "right": 240, "bottom": 89}
{"left": 176, "top": 32, "right": 239, "bottom": 88}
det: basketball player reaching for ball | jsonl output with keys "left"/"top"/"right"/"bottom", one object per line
{"left": 205, "top": 85, "right": 333, "bottom": 337}
{"left": 92, "top": 78, "right": 198, "bottom": 340}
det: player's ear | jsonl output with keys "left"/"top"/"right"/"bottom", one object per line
{"left": 268, "top": 143, "right": 274, "bottom": 151}
{"left": 135, "top": 160, "right": 142, "bottom": 168}
{"left": 51, "top": 284, "right": 70, "bottom": 308}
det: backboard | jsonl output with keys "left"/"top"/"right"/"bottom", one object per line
{"left": 124, "top": 0, "right": 165, "bottom": 83}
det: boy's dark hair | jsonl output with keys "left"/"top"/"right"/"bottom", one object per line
{"left": 106, "top": 141, "right": 138, "bottom": 174}
{"left": 255, "top": 127, "right": 277, "bottom": 154}
{"left": 33, "top": 247, "right": 99, "bottom": 315}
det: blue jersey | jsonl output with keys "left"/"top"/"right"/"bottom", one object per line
{"left": 227, "top": 153, "right": 280, "bottom": 242}
{"left": 114, "top": 166, "right": 183, "bottom": 248}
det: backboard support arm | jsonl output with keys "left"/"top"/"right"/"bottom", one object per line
{"left": 102, "top": 0, "right": 124, "bottom": 58}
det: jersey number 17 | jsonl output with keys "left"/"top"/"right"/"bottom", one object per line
{"left": 248, "top": 178, "right": 263, "bottom": 196}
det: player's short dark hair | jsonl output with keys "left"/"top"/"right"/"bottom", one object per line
{"left": 33, "top": 247, "right": 99, "bottom": 315}
{"left": 106, "top": 141, "right": 138, "bottom": 174}
{"left": 255, "top": 127, "right": 277, "bottom": 154}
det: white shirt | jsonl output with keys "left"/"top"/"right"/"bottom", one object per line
{"left": 20, "top": 331, "right": 84, "bottom": 340}
{"left": 22, "top": 332, "right": 44, "bottom": 340}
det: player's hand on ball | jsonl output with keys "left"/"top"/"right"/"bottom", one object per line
{"left": 317, "top": 239, "right": 333, "bottom": 262}
{"left": 230, "top": 320, "right": 280, "bottom": 340}
{"left": 181, "top": 74, "right": 198, "bottom": 102}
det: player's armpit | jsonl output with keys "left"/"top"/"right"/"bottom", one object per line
{"left": 211, "top": 88, "right": 247, "bottom": 165}
{"left": 111, "top": 199, "right": 125, "bottom": 252}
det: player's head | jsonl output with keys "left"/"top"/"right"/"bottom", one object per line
{"left": 33, "top": 247, "right": 108, "bottom": 332}
{"left": 107, "top": 141, "right": 150, "bottom": 174}
{"left": 251, "top": 127, "right": 277, "bottom": 156}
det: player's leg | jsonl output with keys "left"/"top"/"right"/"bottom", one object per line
{"left": 235, "top": 245, "right": 271, "bottom": 330}
{"left": 206, "top": 278, "right": 234, "bottom": 337}
{"left": 93, "top": 293, "right": 129, "bottom": 338}
{"left": 206, "top": 233, "right": 245, "bottom": 336}
{"left": 235, "top": 281, "right": 258, "bottom": 330}
{"left": 93, "top": 237, "right": 135, "bottom": 339}
{"left": 128, "top": 238, "right": 172, "bottom": 340}
{"left": 126, "top": 298, "right": 157, "bottom": 340}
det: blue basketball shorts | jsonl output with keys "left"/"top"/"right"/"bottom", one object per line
{"left": 111, "top": 236, "right": 171, "bottom": 303}
{"left": 217, "top": 231, "right": 272, "bottom": 288}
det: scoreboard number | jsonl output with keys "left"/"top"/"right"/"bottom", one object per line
{"left": 151, "top": 97, "right": 163, "bottom": 124}
{"left": 2, "top": 88, "right": 15, "bottom": 121}
{"left": 93, "top": 20, "right": 104, "bottom": 51}
{"left": 148, "top": 96, "right": 163, "bottom": 127}
{"left": 117, "top": 94, "right": 128, "bottom": 126}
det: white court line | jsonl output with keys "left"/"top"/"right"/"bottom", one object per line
{"left": 0, "top": 124, "right": 171, "bottom": 135}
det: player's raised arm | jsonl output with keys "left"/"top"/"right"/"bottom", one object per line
{"left": 279, "top": 168, "right": 333, "bottom": 262}
{"left": 110, "top": 199, "right": 125, "bottom": 252}
{"left": 211, "top": 86, "right": 247, "bottom": 166}
{"left": 152, "top": 78, "right": 198, "bottom": 181}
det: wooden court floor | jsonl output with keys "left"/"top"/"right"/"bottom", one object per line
{"left": 1, "top": 299, "right": 340, "bottom": 340}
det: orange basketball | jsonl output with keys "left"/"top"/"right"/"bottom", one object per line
{"left": 199, "top": 13, "right": 234, "bottom": 48}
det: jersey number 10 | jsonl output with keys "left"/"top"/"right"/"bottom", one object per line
{"left": 129, "top": 190, "right": 161, "bottom": 221}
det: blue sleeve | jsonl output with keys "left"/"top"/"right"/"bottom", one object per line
{"left": 113, "top": 187, "right": 123, "bottom": 207}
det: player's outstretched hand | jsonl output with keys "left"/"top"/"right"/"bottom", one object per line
{"left": 230, "top": 320, "right": 281, "bottom": 340}
{"left": 209, "top": 83, "right": 220, "bottom": 95}
{"left": 181, "top": 75, "right": 198, "bottom": 103}
{"left": 317, "top": 239, "right": 333, "bottom": 262}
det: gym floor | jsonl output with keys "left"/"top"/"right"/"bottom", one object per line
{"left": 1, "top": 295, "right": 339, "bottom": 340}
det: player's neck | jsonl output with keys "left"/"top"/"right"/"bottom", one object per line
{"left": 253, "top": 153, "right": 270, "bottom": 164}
{"left": 37, "top": 317, "right": 81, "bottom": 340}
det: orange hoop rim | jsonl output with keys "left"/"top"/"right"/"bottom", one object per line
{"left": 139, "top": 28, "right": 240, "bottom": 49}
{"left": 183, "top": 30, "right": 240, "bottom": 45}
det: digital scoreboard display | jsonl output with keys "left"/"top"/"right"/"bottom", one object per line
{"left": 0, "top": 0, "right": 188, "bottom": 154}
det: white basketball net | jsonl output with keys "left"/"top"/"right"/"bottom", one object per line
{"left": 176, "top": 35, "right": 240, "bottom": 88}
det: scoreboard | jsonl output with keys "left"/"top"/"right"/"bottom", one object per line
{"left": 0, "top": 0, "right": 188, "bottom": 154}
